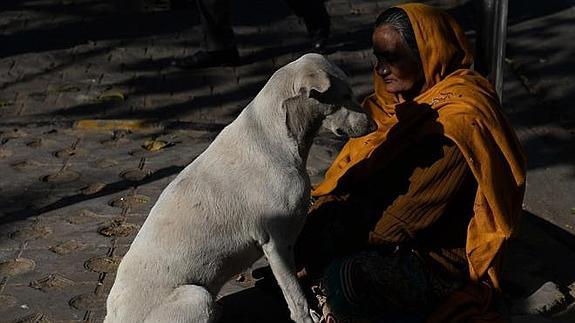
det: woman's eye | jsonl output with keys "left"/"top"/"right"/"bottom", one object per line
{"left": 385, "top": 55, "right": 398, "bottom": 62}
{"left": 375, "top": 53, "right": 397, "bottom": 64}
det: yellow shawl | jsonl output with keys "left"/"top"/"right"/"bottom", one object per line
{"left": 312, "top": 3, "right": 526, "bottom": 287}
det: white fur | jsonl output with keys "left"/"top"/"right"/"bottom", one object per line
{"left": 104, "top": 53, "right": 375, "bottom": 323}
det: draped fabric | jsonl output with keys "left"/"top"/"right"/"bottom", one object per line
{"left": 312, "top": 3, "right": 526, "bottom": 288}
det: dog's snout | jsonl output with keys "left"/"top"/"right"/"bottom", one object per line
{"left": 323, "top": 107, "right": 377, "bottom": 139}
{"left": 346, "top": 111, "right": 377, "bottom": 138}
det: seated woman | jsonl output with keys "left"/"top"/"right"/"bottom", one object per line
{"left": 295, "top": 3, "right": 526, "bottom": 322}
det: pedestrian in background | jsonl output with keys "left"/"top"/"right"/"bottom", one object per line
{"left": 175, "top": 0, "right": 331, "bottom": 68}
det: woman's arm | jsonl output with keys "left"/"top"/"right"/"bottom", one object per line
{"left": 370, "top": 136, "right": 473, "bottom": 245}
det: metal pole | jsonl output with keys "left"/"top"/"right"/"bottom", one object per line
{"left": 493, "top": 0, "right": 508, "bottom": 102}
{"left": 475, "top": 0, "right": 509, "bottom": 102}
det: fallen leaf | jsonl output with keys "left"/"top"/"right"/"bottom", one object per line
{"left": 30, "top": 274, "right": 75, "bottom": 291}
{"left": 0, "top": 100, "right": 13, "bottom": 108}
{"left": 142, "top": 139, "right": 172, "bottom": 151}
{"left": 54, "top": 85, "right": 81, "bottom": 93}
{"left": 98, "top": 89, "right": 125, "bottom": 102}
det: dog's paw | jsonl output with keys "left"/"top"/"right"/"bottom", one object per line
{"left": 309, "top": 309, "right": 322, "bottom": 323}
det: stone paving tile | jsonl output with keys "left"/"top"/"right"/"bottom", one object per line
{"left": 8, "top": 247, "right": 107, "bottom": 285}
{"left": 19, "top": 217, "right": 111, "bottom": 251}
{"left": 0, "top": 125, "right": 180, "bottom": 322}
{"left": 2, "top": 283, "right": 94, "bottom": 322}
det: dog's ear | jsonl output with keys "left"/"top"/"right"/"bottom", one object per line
{"left": 282, "top": 94, "right": 320, "bottom": 149}
{"left": 283, "top": 94, "right": 309, "bottom": 142}
{"left": 300, "top": 71, "right": 331, "bottom": 100}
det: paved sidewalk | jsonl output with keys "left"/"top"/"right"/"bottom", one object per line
{"left": 0, "top": 0, "right": 574, "bottom": 322}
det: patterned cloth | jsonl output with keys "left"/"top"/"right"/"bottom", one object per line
{"left": 312, "top": 248, "right": 461, "bottom": 323}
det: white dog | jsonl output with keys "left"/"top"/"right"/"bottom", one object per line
{"left": 105, "top": 53, "right": 376, "bottom": 323}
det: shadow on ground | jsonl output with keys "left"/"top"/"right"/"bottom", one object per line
{"left": 503, "top": 211, "right": 575, "bottom": 297}
{"left": 218, "top": 287, "right": 292, "bottom": 323}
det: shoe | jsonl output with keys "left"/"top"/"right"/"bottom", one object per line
{"left": 174, "top": 49, "right": 240, "bottom": 69}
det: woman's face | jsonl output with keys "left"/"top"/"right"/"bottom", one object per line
{"left": 372, "top": 25, "right": 425, "bottom": 98}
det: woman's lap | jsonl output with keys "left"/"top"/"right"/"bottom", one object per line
{"left": 297, "top": 198, "right": 463, "bottom": 322}
{"left": 311, "top": 249, "right": 462, "bottom": 323}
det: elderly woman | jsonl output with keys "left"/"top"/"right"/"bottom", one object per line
{"left": 295, "top": 3, "right": 526, "bottom": 322}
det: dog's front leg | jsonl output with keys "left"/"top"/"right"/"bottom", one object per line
{"left": 262, "top": 239, "right": 313, "bottom": 323}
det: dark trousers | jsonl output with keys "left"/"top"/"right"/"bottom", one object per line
{"left": 197, "top": 0, "right": 330, "bottom": 51}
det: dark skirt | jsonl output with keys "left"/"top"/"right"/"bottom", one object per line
{"left": 311, "top": 248, "right": 462, "bottom": 323}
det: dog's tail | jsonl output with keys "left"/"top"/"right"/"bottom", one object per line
{"left": 144, "top": 285, "right": 218, "bottom": 323}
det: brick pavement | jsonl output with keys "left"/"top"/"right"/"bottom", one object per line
{"left": 1, "top": 0, "right": 575, "bottom": 322}
{"left": 0, "top": 0, "right": 379, "bottom": 125}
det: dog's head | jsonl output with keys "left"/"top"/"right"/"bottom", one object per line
{"left": 285, "top": 53, "right": 376, "bottom": 141}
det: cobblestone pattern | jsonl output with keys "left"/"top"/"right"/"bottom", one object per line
{"left": 0, "top": 125, "right": 207, "bottom": 321}
{"left": 0, "top": 0, "right": 394, "bottom": 125}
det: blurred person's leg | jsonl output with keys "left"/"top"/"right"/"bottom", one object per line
{"left": 176, "top": 0, "right": 239, "bottom": 68}
{"left": 284, "top": 0, "right": 331, "bottom": 50}
{"left": 170, "top": 0, "right": 189, "bottom": 10}
{"left": 197, "top": 0, "right": 236, "bottom": 52}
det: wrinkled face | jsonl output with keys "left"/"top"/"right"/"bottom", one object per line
{"left": 372, "top": 25, "right": 425, "bottom": 98}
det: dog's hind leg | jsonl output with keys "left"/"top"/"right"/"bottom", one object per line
{"left": 144, "top": 285, "right": 217, "bottom": 323}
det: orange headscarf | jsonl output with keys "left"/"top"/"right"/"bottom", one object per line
{"left": 313, "top": 3, "right": 526, "bottom": 287}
